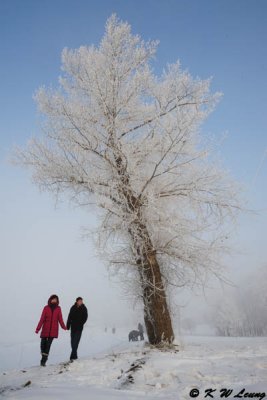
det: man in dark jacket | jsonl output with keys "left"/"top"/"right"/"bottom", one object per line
{"left": 67, "top": 297, "right": 88, "bottom": 361}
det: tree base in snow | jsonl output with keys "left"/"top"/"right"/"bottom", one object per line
{"left": 144, "top": 340, "right": 179, "bottom": 352}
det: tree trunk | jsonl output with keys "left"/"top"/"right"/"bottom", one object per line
{"left": 114, "top": 153, "right": 174, "bottom": 345}
{"left": 129, "top": 222, "right": 175, "bottom": 345}
{"left": 140, "top": 250, "right": 175, "bottom": 345}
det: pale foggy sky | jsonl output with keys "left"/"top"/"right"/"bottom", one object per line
{"left": 1, "top": 0, "right": 267, "bottom": 347}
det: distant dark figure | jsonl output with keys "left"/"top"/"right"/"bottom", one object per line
{"left": 138, "top": 322, "right": 144, "bottom": 340}
{"left": 35, "top": 294, "right": 67, "bottom": 366}
{"left": 67, "top": 297, "right": 88, "bottom": 361}
{"left": 128, "top": 330, "right": 140, "bottom": 341}
{"left": 112, "top": 327, "right": 116, "bottom": 334}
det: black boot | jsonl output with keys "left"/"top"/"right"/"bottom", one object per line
{"left": 40, "top": 353, "right": 48, "bottom": 367}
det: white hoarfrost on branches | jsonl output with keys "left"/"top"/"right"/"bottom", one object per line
{"left": 15, "top": 15, "right": 240, "bottom": 303}
{"left": 211, "top": 266, "right": 267, "bottom": 337}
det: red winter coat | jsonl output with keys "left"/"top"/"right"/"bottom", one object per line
{"left": 36, "top": 305, "right": 67, "bottom": 338}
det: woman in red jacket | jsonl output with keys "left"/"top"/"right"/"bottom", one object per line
{"left": 35, "top": 294, "right": 67, "bottom": 366}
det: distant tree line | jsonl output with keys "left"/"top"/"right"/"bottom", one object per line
{"left": 211, "top": 267, "right": 267, "bottom": 337}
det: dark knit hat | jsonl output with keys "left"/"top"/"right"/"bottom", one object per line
{"left": 76, "top": 297, "right": 83, "bottom": 302}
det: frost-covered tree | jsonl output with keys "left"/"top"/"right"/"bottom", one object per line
{"left": 211, "top": 267, "right": 267, "bottom": 337}
{"left": 14, "top": 15, "right": 240, "bottom": 345}
{"left": 212, "top": 294, "right": 244, "bottom": 336}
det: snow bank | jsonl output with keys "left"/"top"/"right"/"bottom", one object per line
{"left": 1, "top": 335, "right": 267, "bottom": 399}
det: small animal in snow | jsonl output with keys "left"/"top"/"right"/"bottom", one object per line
{"left": 128, "top": 330, "right": 140, "bottom": 342}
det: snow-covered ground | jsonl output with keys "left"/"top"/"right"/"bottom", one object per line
{"left": 1, "top": 330, "right": 267, "bottom": 399}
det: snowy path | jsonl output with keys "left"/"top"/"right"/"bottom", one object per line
{"left": 1, "top": 335, "right": 267, "bottom": 399}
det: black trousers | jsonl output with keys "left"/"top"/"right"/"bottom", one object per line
{"left": 70, "top": 330, "right": 82, "bottom": 360}
{"left": 40, "top": 337, "right": 54, "bottom": 358}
